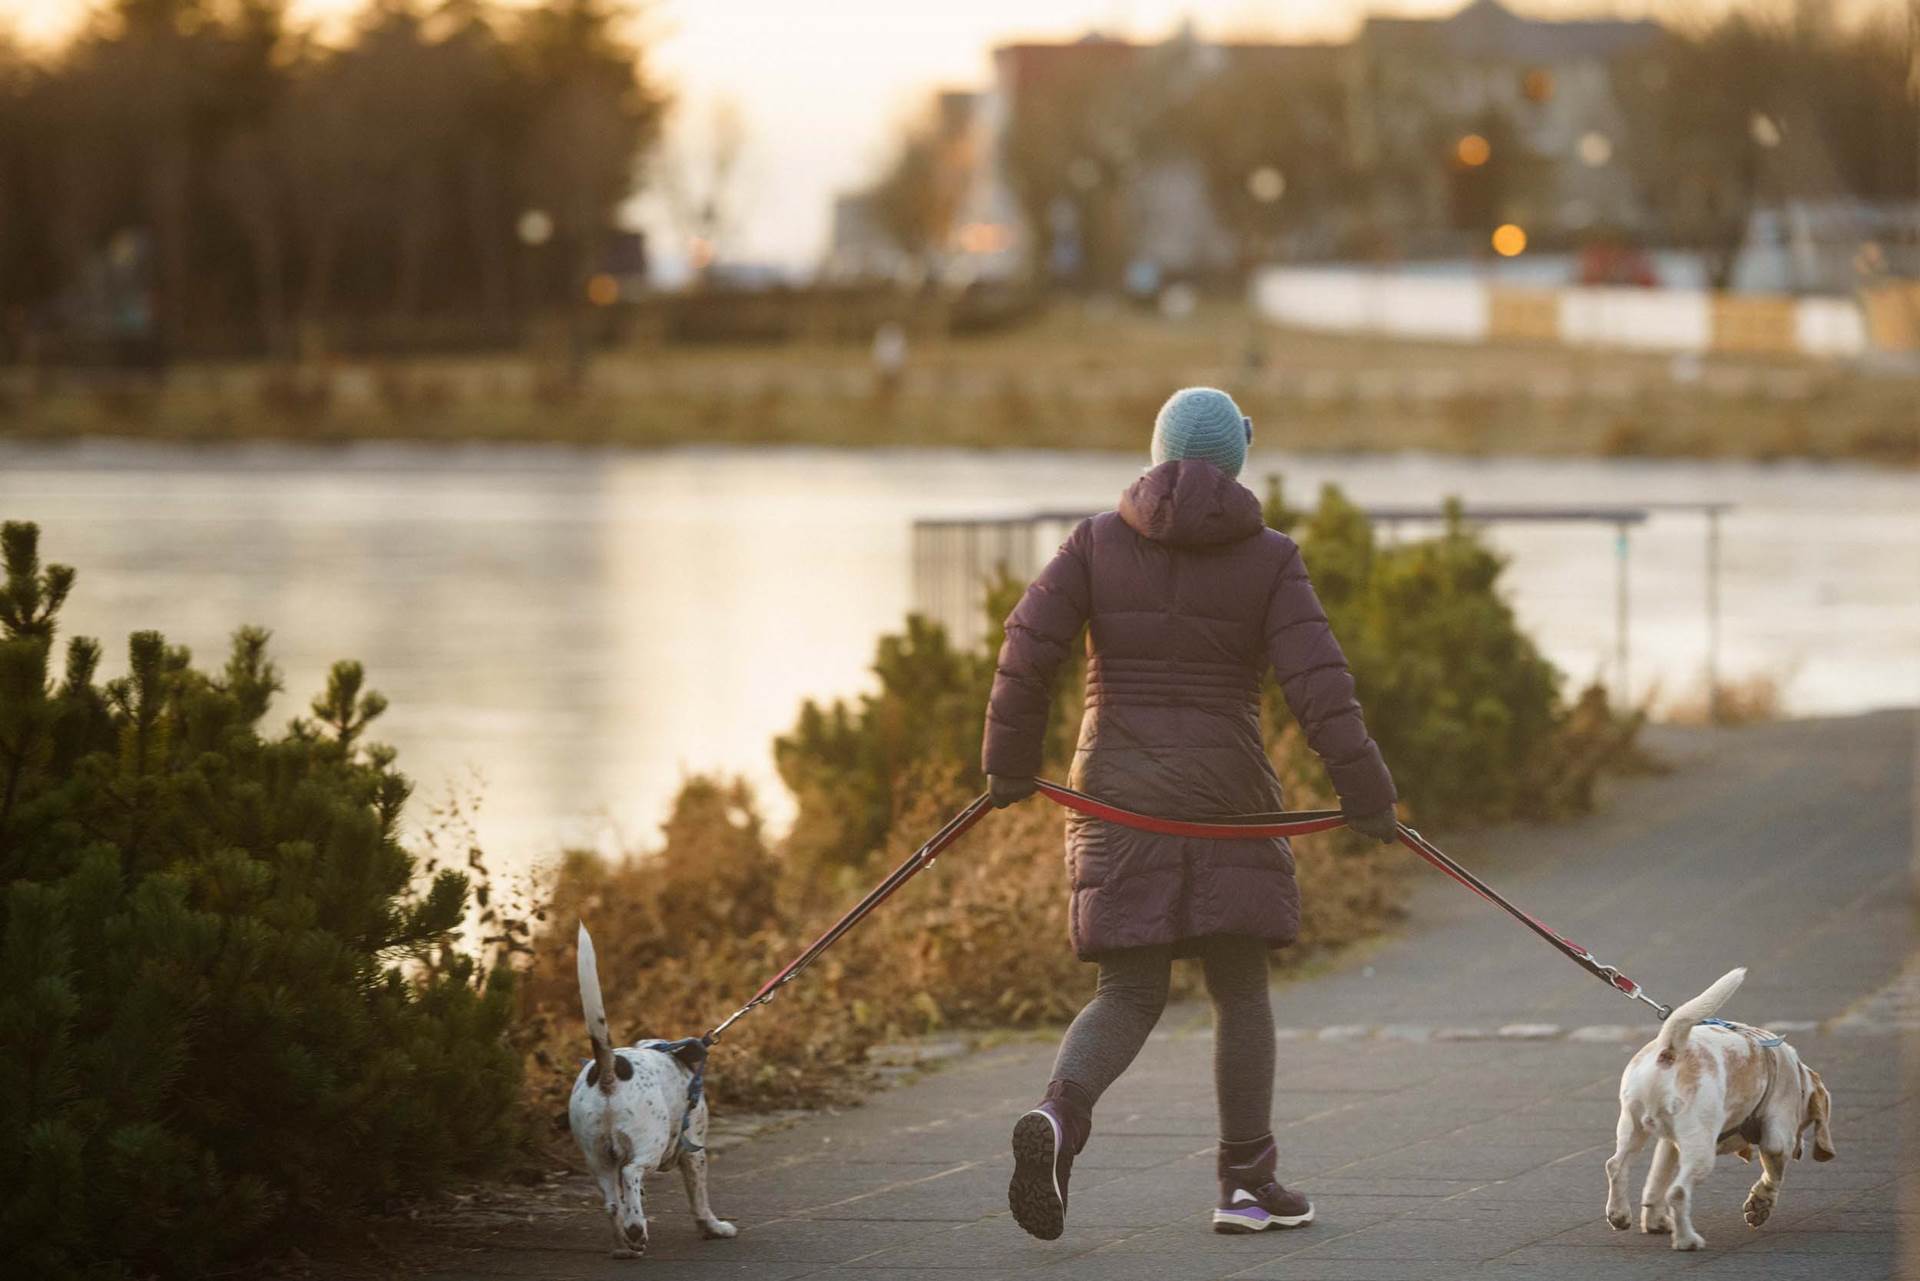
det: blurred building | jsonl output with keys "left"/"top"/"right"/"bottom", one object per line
{"left": 824, "top": 90, "right": 1002, "bottom": 286}
{"left": 1348, "top": 0, "right": 1660, "bottom": 255}
{"left": 830, "top": 1, "right": 1673, "bottom": 288}
{"left": 826, "top": 192, "right": 913, "bottom": 282}
{"left": 976, "top": 32, "right": 1354, "bottom": 288}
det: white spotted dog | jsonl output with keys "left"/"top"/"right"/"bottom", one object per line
{"left": 569, "top": 924, "right": 737, "bottom": 1258}
{"left": 1604, "top": 967, "right": 1836, "bottom": 1251}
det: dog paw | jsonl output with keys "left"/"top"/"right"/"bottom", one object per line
{"left": 1640, "top": 1208, "right": 1669, "bottom": 1234}
{"left": 700, "top": 1219, "right": 738, "bottom": 1240}
{"left": 609, "top": 1247, "right": 641, "bottom": 1259}
{"left": 1606, "top": 1210, "right": 1631, "bottom": 1231}
{"left": 1671, "top": 1232, "right": 1706, "bottom": 1252}
{"left": 1743, "top": 1194, "right": 1774, "bottom": 1228}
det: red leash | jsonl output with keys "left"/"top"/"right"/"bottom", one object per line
{"left": 704, "top": 794, "right": 993, "bottom": 1042}
{"left": 703, "top": 780, "right": 1670, "bottom": 1043}
{"left": 1033, "top": 779, "right": 1351, "bottom": 839}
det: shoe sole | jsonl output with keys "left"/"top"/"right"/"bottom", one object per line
{"left": 1212, "top": 1205, "right": 1315, "bottom": 1233}
{"left": 1008, "top": 1110, "right": 1065, "bottom": 1241}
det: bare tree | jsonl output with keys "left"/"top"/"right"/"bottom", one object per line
{"left": 864, "top": 95, "right": 980, "bottom": 278}
{"left": 657, "top": 99, "right": 748, "bottom": 285}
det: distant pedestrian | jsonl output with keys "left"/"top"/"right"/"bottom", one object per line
{"left": 983, "top": 386, "right": 1399, "bottom": 1240}
{"left": 870, "top": 320, "right": 907, "bottom": 399}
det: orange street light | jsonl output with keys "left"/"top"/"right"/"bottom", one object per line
{"left": 1456, "top": 134, "right": 1491, "bottom": 167}
{"left": 1491, "top": 223, "right": 1527, "bottom": 257}
{"left": 586, "top": 273, "right": 620, "bottom": 306}
{"left": 956, "top": 222, "right": 1011, "bottom": 254}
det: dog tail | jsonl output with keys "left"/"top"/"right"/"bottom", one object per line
{"left": 577, "top": 922, "right": 618, "bottom": 1095}
{"left": 1656, "top": 966, "right": 1746, "bottom": 1063}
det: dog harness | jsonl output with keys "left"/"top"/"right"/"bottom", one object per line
{"left": 1701, "top": 1018, "right": 1787, "bottom": 1146}
{"left": 636, "top": 1038, "right": 708, "bottom": 1167}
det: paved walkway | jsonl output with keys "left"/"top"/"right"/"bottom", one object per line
{"left": 432, "top": 712, "right": 1917, "bottom": 1280}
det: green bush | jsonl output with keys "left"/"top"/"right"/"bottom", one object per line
{"left": 0, "top": 522, "right": 519, "bottom": 1280}
{"left": 772, "top": 476, "right": 1636, "bottom": 861}
{"left": 774, "top": 584, "right": 1084, "bottom": 874}
{"left": 1263, "top": 479, "right": 1638, "bottom": 825}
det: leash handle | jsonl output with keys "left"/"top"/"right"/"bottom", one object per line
{"left": 1036, "top": 779, "right": 1348, "bottom": 839}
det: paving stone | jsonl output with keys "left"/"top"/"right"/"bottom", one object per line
{"left": 1227, "top": 1259, "right": 1482, "bottom": 1281}
{"left": 1689, "top": 1248, "right": 1903, "bottom": 1281}
{"left": 1498, "top": 1022, "right": 1564, "bottom": 1040}
{"left": 844, "top": 1218, "right": 1132, "bottom": 1269}
{"left": 1487, "top": 1243, "right": 1717, "bottom": 1275}
{"left": 1317, "top": 1024, "right": 1376, "bottom": 1041}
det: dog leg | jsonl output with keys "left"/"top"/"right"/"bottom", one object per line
{"left": 1604, "top": 1110, "right": 1647, "bottom": 1230}
{"left": 1665, "top": 1127, "right": 1716, "bottom": 1251}
{"left": 1639, "top": 1139, "right": 1677, "bottom": 1233}
{"left": 606, "top": 1206, "right": 638, "bottom": 1259}
{"left": 1744, "top": 1146, "right": 1787, "bottom": 1229}
{"left": 593, "top": 1172, "right": 637, "bottom": 1258}
{"left": 679, "top": 1147, "right": 737, "bottom": 1240}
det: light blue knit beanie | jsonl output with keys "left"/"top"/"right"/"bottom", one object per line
{"left": 1150, "top": 387, "right": 1250, "bottom": 478}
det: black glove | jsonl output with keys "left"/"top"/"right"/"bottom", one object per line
{"left": 988, "top": 774, "right": 1038, "bottom": 809}
{"left": 1346, "top": 806, "right": 1400, "bottom": 844}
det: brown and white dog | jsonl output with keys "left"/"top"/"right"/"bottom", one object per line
{"left": 1604, "top": 967, "right": 1836, "bottom": 1250}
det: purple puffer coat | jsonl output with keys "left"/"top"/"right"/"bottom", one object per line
{"left": 982, "top": 460, "right": 1396, "bottom": 960}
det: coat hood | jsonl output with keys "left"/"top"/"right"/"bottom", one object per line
{"left": 1118, "top": 460, "right": 1265, "bottom": 547}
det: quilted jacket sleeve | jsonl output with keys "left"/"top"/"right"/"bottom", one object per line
{"left": 1264, "top": 539, "right": 1397, "bottom": 816}
{"left": 981, "top": 519, "right": 1094, "bottom": 778}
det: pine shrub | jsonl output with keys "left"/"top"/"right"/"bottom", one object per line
{"left": 1262, "top": 479, "right": 1641, "bottom": 825}
{"left": 0, "top": 522, "right": 519, "bottom": 1280}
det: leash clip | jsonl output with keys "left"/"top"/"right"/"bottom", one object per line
{"left": 1624, "top": 985, "right": 1674, "bottom": 1021}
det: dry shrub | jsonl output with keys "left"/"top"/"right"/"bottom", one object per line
{"left": 514, "top": 771, "right": 1085, "bottom": 1125}
{"left": 1660, "top": 671, "right": 1787, "bottom": 726}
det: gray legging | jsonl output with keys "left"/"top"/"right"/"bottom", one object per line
{"left": 1050, "top": 935, "right": 1275, "bottom": 1143}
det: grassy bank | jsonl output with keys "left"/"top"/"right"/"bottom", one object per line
{"left": 6, "top": 304, "right": 1914, "bottom": 465}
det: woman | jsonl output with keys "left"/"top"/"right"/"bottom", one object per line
{"left": 982, "top": 386, "right": 1399, "bottom": 1241}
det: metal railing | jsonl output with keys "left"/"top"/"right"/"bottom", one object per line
{"left": 912, "top": 500, "right": 1732, "bottom": 706}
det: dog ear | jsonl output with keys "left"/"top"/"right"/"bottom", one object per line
{"left": 668, "top": 1039, "right": 708, "bottom": 1071}
{"left": 1806, "top": 1070, "right": 1837, "bottom": 1162}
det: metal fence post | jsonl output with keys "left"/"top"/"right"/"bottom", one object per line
{"left": 1706, "top": 507, "right": 1722, "bottom": 724}
{"left": 1615, "top": 521, "right": 1631, "bottom": 702}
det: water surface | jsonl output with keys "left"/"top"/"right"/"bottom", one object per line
{"left": 3, "top": 441, "right": 1912, "bottom": 875}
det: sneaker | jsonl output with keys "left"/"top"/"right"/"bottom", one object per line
{"left": 1008, "top": 1102, "right": 1072, "bottom": 1240}
{"left": 1213, "top": 1135, "right": 1314, "bottom": 1233}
